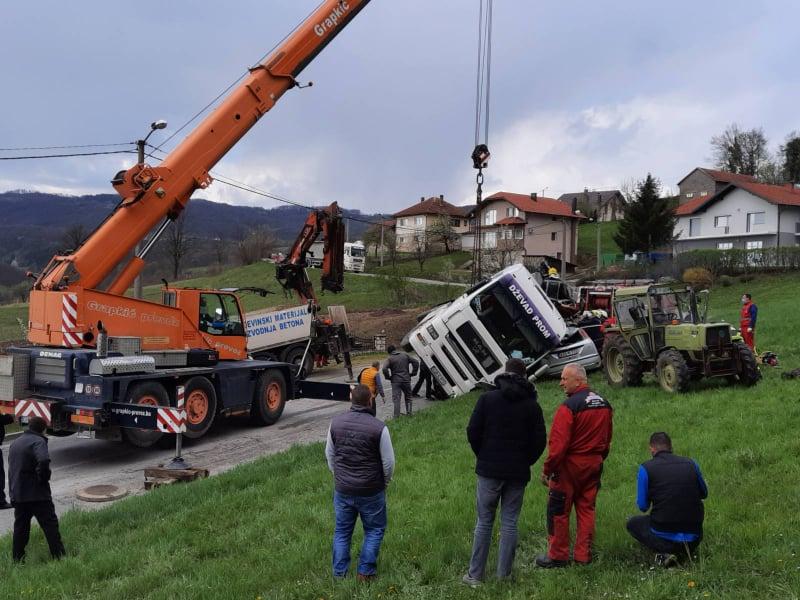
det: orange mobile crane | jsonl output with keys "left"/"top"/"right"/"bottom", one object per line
{"left": 0, "top": 0, "right": 372, "bottom": 447}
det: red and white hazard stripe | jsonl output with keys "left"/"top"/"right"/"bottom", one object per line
{"left": 157, "top": 407, "right": 186, "bottom": 433}
{"left": 61, "top": 293, "right": 82, "bottom": 347}
{"left": 15, "top": 399, "right": 52, "bottom": 426}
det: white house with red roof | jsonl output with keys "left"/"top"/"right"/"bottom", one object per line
{"left": 462, "top": 191, "right": 582, "bottom": 265}
{"left": 676, "top": 167, "right": 759, "bottom": 205}
{"left": 392, "top": 195, "right": 472, "bottom": 252}
{"left": 674, "top": 180, "right": 800, "bottom": 253}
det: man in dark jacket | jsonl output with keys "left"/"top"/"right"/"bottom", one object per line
{"left": 1, "top": 413, "right": 16, "bottom": 509}
{"left": 462, "top": 358, "right": 547, "bottom": 586}
{"left": 536, "top": 363, "right": 613, "bottom": 568}
{"left": 325, "top": 385, "right": 395, "bottom": 581}
{"left": 626, "top": 432, "right": 708, "bottom": 567}
{"left": 382, "top": 345, "right": 419, "bottom": 418}
{"left": 411, "top": 360, "right": 433, "bottom": 400}
{"left": 9, "top": 416, "right": 66, "bottom": 562}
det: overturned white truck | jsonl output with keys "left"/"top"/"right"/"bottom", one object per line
{"left": 403, "top": 264, "right": 600, "bottom": 397}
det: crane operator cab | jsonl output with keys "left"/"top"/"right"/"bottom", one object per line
{"left": 198, "top": 293, "right": 245, "bottom": 336}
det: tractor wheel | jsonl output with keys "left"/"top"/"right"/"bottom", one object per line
{"left": 182, "top": 376, "right": 218, "bottom": 439}
{"left": 250, "top": 369, "right": 287, "bottom": 426}
{"left": 656, "top": 349, "right": 690, "bottom": 393}
{"left": 282, "top": 345, "right": 314, "bottom": 380}
{"left": 733, "top": 342, "right": 761, "bottom": 386}
{"left": 122, "top": 381, "right": 168, "bottom": 448}
{"left": 602, "top": 335, "right": 644, "bottom": 387}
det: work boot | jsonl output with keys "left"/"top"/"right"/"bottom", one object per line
{"left": 461, "top": 573, "right": 482, "bottom": 588}
{"left": 535, "top": 554, "right": 569, "bottom": 568}
{"left": 654, "top": 553, "right": 678, "bottom": 568}
{"left": 356, "top": 573, "right": 376, "bottom": 583}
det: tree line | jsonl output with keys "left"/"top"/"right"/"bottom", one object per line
{"left": 711, "top": 124, "right": 800, "bottom": 184}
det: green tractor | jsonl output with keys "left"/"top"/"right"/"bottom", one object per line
{"left": 602, "top": 283, "right": 760, "bottom": 393}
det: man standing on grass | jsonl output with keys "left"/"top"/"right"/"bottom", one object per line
{"left": 536, "top": 363, "right": 613, "bottom": 568}
{"left": 1, "top": 413, "right": 16, "bottom": 510}
{"left": 382, "top": 345, "right": 419, "bottom": 417}
{"left": 326, "top": 384, "right": 395, "bottom": 582}
{"left": 740, "top": 293, "right": 758, "bottom": 351}
{"left": 462, "top": 358, "right": 547, "bottom": 586}
{"left": 626, "top": 432, "right": 707, "bottom": 567}
{"left": 9, "top": 416, "right": 66, "bottom": 563}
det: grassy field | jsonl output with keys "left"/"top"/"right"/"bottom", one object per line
{"left": 366, "top": 251, "right": 472, "bottom": 282}
{"left": 0, "top": 262, "right": 459, "bottom": 343}
{"left": 0, "top": 273, "right": 797, "bottom": 598}
{"left": 577, "top": 221, "right": 622, "bottom": 258}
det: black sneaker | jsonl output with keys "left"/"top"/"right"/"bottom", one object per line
{"left": 654, "top": 553, "right": 678, "bottom": 568}
{"left": 0, "top": 501, "right": 13, "bottom": 510}
{"left": 535, "top": 554, "right": 569, "bottom": 568}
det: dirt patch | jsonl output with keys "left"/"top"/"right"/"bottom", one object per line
{"left": 348, "top": 308, "right": 428, "bottom": 346}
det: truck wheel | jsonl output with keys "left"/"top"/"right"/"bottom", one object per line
{"left": 250, "top": 369, "right": 287, "bottom": 426}
{"left": 602, "top": 335, "right": 643, "bottom": 387}
{"left": 182, "top": 377, "right": 217, "bottom": 439}
{"left": 656, "top": 349, "right": 690, "bottom": 393}
{"left": 283, "top": 346, "right": 314, "bottom": 379}
{"left": 733, "top": 342, "right": 761, "bottom": 386}
{"left": 122, "top": 381, "right": 168, "bottom": 448}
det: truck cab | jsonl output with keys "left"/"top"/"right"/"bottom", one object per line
{"left": 343, "top": 242, "right": 365, "bottom": 272}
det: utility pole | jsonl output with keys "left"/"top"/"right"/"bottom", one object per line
{"left": 561, "top": 218, "right": 567, "bottom": 278}
{"left": 596, "top": 220, "right": 602, "bottom": 272}
{"left": 379, "top": 220, "right": 385, "bottom": 267}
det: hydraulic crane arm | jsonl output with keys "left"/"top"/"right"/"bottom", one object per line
{"left": 275, "top": 202, "right": 345, "bottom": 308}
{"left": 34, "top": 0, "right": 371, "bottom": 293}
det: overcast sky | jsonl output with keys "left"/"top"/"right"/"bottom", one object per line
{"left": 1, "top": 1, "right": 798, "bottom": 214}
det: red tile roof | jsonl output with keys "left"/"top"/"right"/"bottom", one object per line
{"left": 495, "top": 216, "right": 526, "bottom": 225}
{"left": 483, "top": 191, "right": 581, "bottom": 218}
{"left": 393, "top": 197, "right": 471, "bottom": 218}
{"left": 675, "top": 182, "right": 800, "bottom": 216}
{"left": 677, "top": 167, "right": 758, "bottom": 187}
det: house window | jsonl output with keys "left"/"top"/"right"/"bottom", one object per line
{"left": 397, "top": 236, "right": 404, "bottom": 244}
{"left": 689, "top": 218, "right": 702, "bottom": 237}
{"left": 701, "top": 191, "right": 708, "bottom": 197}
{"left": 556, "top": 252, "right": 562, "bottom": 259}
{"left": 746, "top": 212, "right": 765, "bottom": 232}
{"left": 714, "top": 215, "right": 729, "bottom": 228}
{"left": 415, "top": 216, "right": 424, "bottom": 226}
{"left": 506, "top": 206, "right": 519, "bottom": 218}
{"left": 717, "top": 242, "right": 733, "bottom": 250}
{"left": 514, "top": 228, "right": 523, "bottom": 240}
{"left": 746, "top": 240, "right": 763, "bottom": 250}
{"left": 483, "top": 231, "right": 497, "bottom": 248}
{"left": 686, "top": 192, "right": 694, "bottom": 198}
{"left": 399, "top": 218, "right": 407, "bottom": 227}
{"left": 484, "top": 209, "right": 497, "bottom": 226}
{"left": 450, "top": 217, "right": 460, "bottom": 227}
{"left": 551, "top": 232, "right": 557, "bottom": 241}
{"left": 503, "top": 229, "right": 512, "bottom": 240}
{"left": 746, "top": 240, "right": 763, "bottom": 266}
{"left": 796, "top": 222, "right": 800, "bottom": 234}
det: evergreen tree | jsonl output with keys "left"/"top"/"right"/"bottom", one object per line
{"left": 782, "top": 133, "right": 800, "bottom": 184}
{"left": 613, "top": 174, "right": 675, "bottom": 255}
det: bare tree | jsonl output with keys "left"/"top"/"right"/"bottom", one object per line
{"left": 412, "top": 232, "right": 430, "bottom": 272}
{"left": 711, "top": 123, "right": 770, "bottom": 176}
{"left": 482, "top": 237, "right": 520, "bottom": 272}
{"left": 384, "top": 228, "right": 398, "bottom": 266}
{"left": 163, "top": 212, "right": 194, "bottom": 279}
{"left": 237, "top": 225, "right": 277, "bottom": 265}
{"left": 60, "top": 223, "right": 88, "bottom": 252}
{"left": 427, "top": 216, "right": 459, "bottom": 253}
{"left": 213, "top": 234, "right": 227, "bottom": 267}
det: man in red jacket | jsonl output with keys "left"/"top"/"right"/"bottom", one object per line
{"left": 739, "top": 293, "right": 758, "bottom": 351}
{"left": 536, "top": 363, "right": 613, "bottom": 568}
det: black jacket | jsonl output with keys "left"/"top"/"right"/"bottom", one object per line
{"left": 466, "top": 373, "right": 547, "bottom": 483}
{"left": 0, "top": 413, "right": 14, "bottom": 445}
{"left": 8, "top": 430, "right": 53, "bottom": 503}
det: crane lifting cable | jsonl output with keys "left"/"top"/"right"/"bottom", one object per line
{"left": 471, "top": 0, "right": 493, "bottom": 284}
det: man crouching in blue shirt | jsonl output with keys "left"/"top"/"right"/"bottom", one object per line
{"left": 626, "top": 432, "right": 708, "bottom": 567}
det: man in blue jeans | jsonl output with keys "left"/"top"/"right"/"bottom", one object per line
{"left": 463, "top": 358, "right": 547, "bottom": 586}
{"left": 325, "top": 384, "right": 395, "bottom": 581}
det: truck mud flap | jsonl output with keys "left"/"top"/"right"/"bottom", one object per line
{"left": 295, "top": 380, "right": 352, "bottom": 402}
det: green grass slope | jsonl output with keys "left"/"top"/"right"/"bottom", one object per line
{"left": 366, "top": 251, "right": 472, "bottom": 283}
{"left": 0, "top": 273, "right": 798, "bottom": 598}
{"left": 577, "top": 221, "right": 622, "bottom": 258}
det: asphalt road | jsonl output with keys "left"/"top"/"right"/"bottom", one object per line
{"left": 0, "top": 365, "right": 436, "bottom": 536}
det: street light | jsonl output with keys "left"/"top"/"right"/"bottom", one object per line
{"left": 134, "top": 120, "right": 167, "bottom": 299}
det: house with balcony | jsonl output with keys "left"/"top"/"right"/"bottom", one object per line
{"left": 461, "top": 191, "right": 582, "bottom": 266}
{"left": 392, "top": 195, "right": 471, "bottom": 252}
{"left": 673, "top": 180, "right": 800, "bottom": 254}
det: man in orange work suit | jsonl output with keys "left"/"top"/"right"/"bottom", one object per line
{"left": 536, "top": 363, "right": 613, "bottom": 567}
{"left": 739, "top": 293, "right": 758, "bottom": 351}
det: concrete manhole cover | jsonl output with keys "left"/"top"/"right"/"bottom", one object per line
{"left": 76, "top": 484, "right": 129, "bottom": 502}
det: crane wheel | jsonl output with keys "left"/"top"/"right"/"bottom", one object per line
{"left": 182, "top": 377, "right": 218, "bottom": 439}
{"left": 250, "top": 369, "right": 287, "bottom": 426}
{"left": 122, "top": 381, "right": 168, "bottom": 448}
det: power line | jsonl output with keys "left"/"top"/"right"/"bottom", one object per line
{"left": 0, "top": 142, "right": 135, "bottom": 152}
{"left": 0, "top": 149, "right": 136, "bottom": 161}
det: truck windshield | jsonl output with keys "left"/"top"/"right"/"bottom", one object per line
{"left": 349, "top": 246, "right": 365, "bottom": 257}
{"left": 469, "top": 283, "right": 552, "bottom": 361}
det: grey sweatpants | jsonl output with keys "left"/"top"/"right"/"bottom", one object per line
{"left": 390, "top": 381, "right": 413, "bottom": 417}
{"left": 468, "top": 475, "right": 527, "bottom": 580}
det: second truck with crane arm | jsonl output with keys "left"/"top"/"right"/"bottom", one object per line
{"left": 0, "top": 0, "right": 373, "bottom": 447}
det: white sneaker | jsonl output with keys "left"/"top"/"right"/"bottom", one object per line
{"left": 461, "top": 573, "right": 482, "bottom": 588}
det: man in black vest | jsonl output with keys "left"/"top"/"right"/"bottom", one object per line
{"left": 626, "top": 432, "right": 708, "bottom": 567}
{"left": 9, "top": 416, "right": 66, "bottom": 562}
{"left": 462, "top": 358, "right": 546, "bottom": 586}
{"left": 325, "top": 384, "right": 395, "bottom": 581}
